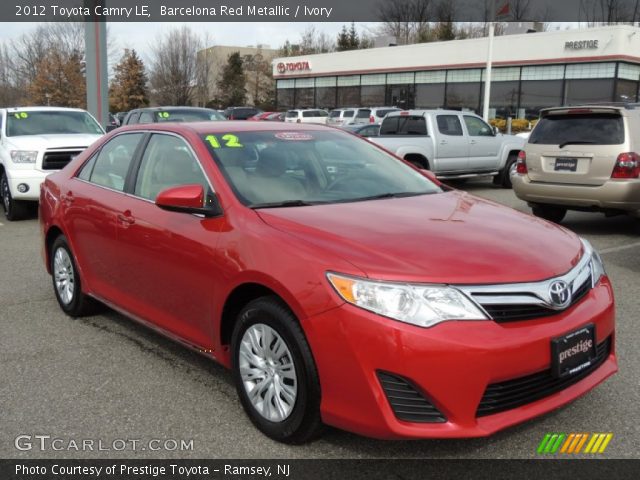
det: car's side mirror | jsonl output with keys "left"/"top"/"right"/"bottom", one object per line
{"left": 156, "top": 184, "right": 221, "bottom": 217}
{"left": 491, "top": 126, "right": 499, "bottom": 136}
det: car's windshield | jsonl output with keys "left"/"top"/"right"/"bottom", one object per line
{"left": 203, "top": 130, "right": 441, "bottom": 207}
{"left": 6, "top": 110, "right": 104, "bottom": 136}
{"left": 155, "top": 109, "right": 225, "bottom": 122}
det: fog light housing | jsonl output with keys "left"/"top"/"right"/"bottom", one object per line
{"left": 17, "top": 183, "right": 29, "bottom": 193}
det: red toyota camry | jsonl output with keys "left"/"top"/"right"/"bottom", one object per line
{"left": 39, "top": 122, "right": 617, "bottom": 443}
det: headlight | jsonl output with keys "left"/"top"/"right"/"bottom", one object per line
{"left": 327, "top": 273, "right": 488, "bottom": 328}
{"left": 590, "top": 249, "right": 606, "bottom": 286}
{"left": 10, "top": 150, "right": 38, "bottom": 164}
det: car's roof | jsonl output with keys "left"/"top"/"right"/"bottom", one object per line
{"left": 387, "top": 109, "right": 474, "bottom": 116}
{"left": 115, "top": 121, "right": 334, "bottom": 135}
{"left": 134, "top": 106, "right": 216, "bottom": 112}
{"left": 2, "top": 106, "right": 88, "bottom": 112}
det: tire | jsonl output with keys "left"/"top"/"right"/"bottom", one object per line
{"left": 531, "top": 204, "right": 567, "bottom": 224}
{"left": 50, "top": 235, "right": 97, "bottom": 317}
{"left": 231, "top": 296, "right": 323, "bottom": 444}
{"left": 494, "top": 154, "right": 517, "bottom": 189}
{"left": 1, "top": 171, "right": 30, "bottom": 221}
{"left": 405, "top": 156, "right": 429, "bottom": 170}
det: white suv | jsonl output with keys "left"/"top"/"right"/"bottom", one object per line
{"left": 284, "top": 109, "right": 329, "bottom": 125}
{"left": 0, "top": 107, "right": 104, "bottom": 220}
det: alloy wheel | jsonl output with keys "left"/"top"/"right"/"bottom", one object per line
{"left": 53, "top": 247, "right": 75, "bottom": 305}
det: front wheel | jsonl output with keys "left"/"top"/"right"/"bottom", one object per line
{"left": 231, "top": 296, "right": 323, "bottom": 444}
{"left": 494, "top": 154, "right": 518, "bottom": 189}
{"left": 1, "top": 171, "right": 29, "bottom": 221}
{"left": 531, "top": 204, "right": 567, "bottom": 223}
{"left": 50, "top": 235, "right": 97, "bottom": 317}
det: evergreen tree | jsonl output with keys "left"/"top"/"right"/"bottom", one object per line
{"left": 28, "top": 49, "right": 86, "bottom": 108}
{"left": 109, "top": 49, "right": 149, "bottom": 112}
{"left": 336, "top": 25, "right": 351, "bottom": 51}
{"left": 217, "top": 52, "right": 247, "bottom": 107}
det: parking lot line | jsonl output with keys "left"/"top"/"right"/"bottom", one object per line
{"left": 599, "top": 241, "right": 640, "bottom": 255}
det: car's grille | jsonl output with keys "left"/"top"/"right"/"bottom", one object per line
{"left": 480, "top": 275, "right": 593, "bottom": 323}
{"left": 42, "top": 149, "right": 84, "bottom": 170}
{"left": 377, "top": 371, "right": 446, "bottom": 423}
{"left": 476, "top": 336, "right": 611, "bottom": 417}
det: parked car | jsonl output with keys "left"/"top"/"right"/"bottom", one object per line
{"left": 327, "top": 108, "right": 370, "bottom": 126}
{"left": 0, "top": 106, "right": 104, "bottom": 220}
{"left": 123, "top": 107, "right": 225, "bottom": 126}
{"left": 339, "top": 124, "right": 380, "bottom": 138}
{"left": 224, "top": 107, "right": 263, "bottom": 120}
{"left": 370, "top": 110, "right": 525, "bottom": 187}
{"left": 368, "top": 107, "right": 403, "bottom": 124}
{"left": 114, "top": 112, "right": 128, "bottom": 126}
{"left": 284, "top": 109, "right": 329, "bottom": 124}
{"left": 107, "top": 113, "right": 120, "bottom": 131}
{"left": 40, "top": 122, "right": 616, "bottom": 443}
{"left": 512, "top": 104, "right": 640, "bottom": 222}
{"left": 266, "top": 112, "right": 285, "bottom": 122}
{"left": 248, "top": 112, "right": 279, "bottom": 121}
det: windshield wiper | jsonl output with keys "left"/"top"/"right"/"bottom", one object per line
{"left": 344, "top": 191, "right": 430, "bottom": 203}
{"left": 558, "top": 140, "right": 597, "bottom": 148}
{"left": 249, "top": 200, "right": 324, "bottom": 209}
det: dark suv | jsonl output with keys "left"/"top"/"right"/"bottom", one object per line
{"left": 122, "top": 107, "right": 225, "bottom": 126}
{"left": 223, "top": 107, "right": 263, "bottom": 120}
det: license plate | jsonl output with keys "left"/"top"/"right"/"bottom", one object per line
{"left": 551, "top": 325, "right": 596, "bottom": 378}
{"left": 555, "top": 157, "right": 578, "bottom": 172}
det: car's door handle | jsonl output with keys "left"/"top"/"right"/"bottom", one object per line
{"left": 61, "top": 192, "right": 74, "bottom": 204}
{"left": 470, "top": 140, "right": 477, "bottom": 144}
{"left": 117, "top": 212, "right": 135, "bottom": 225}
{"left": 440, "top": 140, "right": 448, "bottom": 145}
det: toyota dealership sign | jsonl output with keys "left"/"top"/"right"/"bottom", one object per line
{"left": 276, "top": 61, "right": 312, "bottom": 74}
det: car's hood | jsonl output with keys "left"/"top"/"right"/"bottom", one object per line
{"left": 5, "top": 134, "right": 102, "bottom": 150}
{"left": 256, "top": 191, "right": 583, "bottom": 285}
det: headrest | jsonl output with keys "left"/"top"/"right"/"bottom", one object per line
{"left": 256, "top": 148, "right": 287, "bottom": 177}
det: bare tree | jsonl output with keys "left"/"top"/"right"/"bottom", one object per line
{"left": 509, "top": 0, "right": 533, "bottom": 20}
{"left": 148, "top": 26, "right": 206, "bottom": 106}
{"left": 377, "top": 0, "right": 435, "bottom": 45}
{"left": 580, "top": 0, "right": 639, "bottom": 24}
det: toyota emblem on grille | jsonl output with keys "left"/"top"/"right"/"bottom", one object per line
{"left": 549, "top": 280, "right": 571, "bottom": 308}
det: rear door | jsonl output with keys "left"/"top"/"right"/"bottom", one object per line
{"left": 354, "top": 108, "right": 372, "bottom": 125}
{"left": 525, "top": 109, "right": 627, "bottom": 186}
{"left": 434, "top": 114, "right": 469, "bottom": 172}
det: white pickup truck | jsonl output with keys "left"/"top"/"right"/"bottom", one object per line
{"left": 0, "top": 107, "right": 104, "bottom": 220}
{"left": 369, "top": 110, "right": 525, "bottom": 187}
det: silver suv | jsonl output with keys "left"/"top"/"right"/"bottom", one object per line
{"left": 512, "top": 104, "right": 640, "bottom": 222}
{"left": 327, "top": 108, "right": 371, "bottom": 126}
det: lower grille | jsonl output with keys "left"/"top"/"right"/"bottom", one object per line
{"left": 42, "top": 150, "right": 84, "bottom": 170}
{"left": 476, "top": 336, "right": 611, "bottom": 417}
{"left": 377, "top": 371, "right": 446, "bottom": 423}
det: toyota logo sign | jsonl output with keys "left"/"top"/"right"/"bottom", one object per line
{"left": 276, "top": 61, "right": 311, "bottom": 74}
{"left": 549, "top": 280, "right": 572, "bottom": 308}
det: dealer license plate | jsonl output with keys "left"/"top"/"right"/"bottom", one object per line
{"left": 555, "top": 157, "right": 578, "bottom": 172}
{"left": 551, "top": 325, "right": 596, "bottom": 378}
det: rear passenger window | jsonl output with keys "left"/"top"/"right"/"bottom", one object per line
{"left": 343, "top": 110, "right": 355, "bottom": 117}
{"left": 437, "top": 115, "right": 463, "bottom": 136}
{"left": 77, "top": 154, "right": 98, "bottom": 181}
{"left": 89, "top": 133, "right": 144, "bottom": 191}
{"left": 356, "top": 109, "right": 371, "bottom": 118}
{"left": 381, "top": 116, "right": 427, "bottom": 135}
{"left": 126, "top": 112, "right": 140, "bottom": 125}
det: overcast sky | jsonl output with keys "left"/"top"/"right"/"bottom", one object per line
{"left": 0, "top": 22, "right": 376, "bottom": 65}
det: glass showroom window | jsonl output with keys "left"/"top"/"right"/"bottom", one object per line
{"left": 276, "top": 80, "right": 295, "bottom": 110}
{"left": 446, "top": 83, "right": 481, "bottom": 112}
{"left": 294, "top": 88, "right": 315, "bottom": 108}
{"left": 480, "top": 81, "right": 520, "bottom": 119}
{"left": 386, "top": 84, "right": 415, "bottom": 109}
{"left": 315, "top": 77, "right": 337, "bottom": 109}
{"left": 519, "top": 80, "right": 563, "bottom": 120}
{"left": 415, "top": 70, "right": 446, "bottom": 109}
{"left": 337, "top": 75, "right": 361, "bottom": 107}
{"left": 361, "top": 85, "right": 386, "bottom": 106}
{"left": 564, "top": 79, "right": 615, "bottom": 105}
{"left": 614, "top": 79, "right": 638, "bottom": 102}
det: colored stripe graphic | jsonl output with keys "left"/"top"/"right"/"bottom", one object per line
{"left": 538, "top": 433, "right": 613, "bottom": 454}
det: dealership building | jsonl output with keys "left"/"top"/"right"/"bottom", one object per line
{"left": 272, "top": 25, "right": 640, "bottom": 119}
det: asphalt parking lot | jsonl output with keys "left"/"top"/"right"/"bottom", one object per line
{"left": 1, "top": 179, "right": 638, "bottom": 459}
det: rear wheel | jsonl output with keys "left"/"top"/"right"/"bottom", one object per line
{"left": 50, "top": 235, "right": 97, "bottom": 317}
{"left": 404, "top": 155, "right": 429, "bottom": 170}
{"left": 531, "top": 204, "right": 567, "bottom": 223}
{"left": 1, "top": 171, "right": 29, "bottom": 221}
{"left": 231, "top": 296, "right": 323, "bottom": 444}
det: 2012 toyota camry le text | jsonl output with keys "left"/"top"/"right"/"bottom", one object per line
{"left": 39, "top": 122, "right": 617, "bottom": 444}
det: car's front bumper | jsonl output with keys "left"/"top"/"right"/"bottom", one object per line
{"left": 306, "top": 277, "right": 616, "bottom": 439}
{"left": 5, "top": 168, "right": 50, "bottom": 201}
{"left": 512, "top": 174, "right": 640, "bottom": 213}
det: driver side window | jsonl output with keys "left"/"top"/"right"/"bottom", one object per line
{"left": 463, "top": 115, "right": 493, "bottom": 137}
{"left": 134, "top": 134, "right": 211, "bottom": 202}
